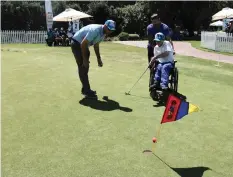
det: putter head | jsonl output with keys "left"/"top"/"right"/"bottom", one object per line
{"left": 125, "top": 92, "right": 130, "bottom": 95}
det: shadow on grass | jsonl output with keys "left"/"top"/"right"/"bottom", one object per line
{"left": 143, "top": 150, "right": 211, "bottom": 177}
{"left": 155, "top": 154, "right": 211, "bottom": 177}
{"left": 79, "top": 96, "right": 133, "bottom": 112}
{"left": 171, "top": 167, "right": 210, "bottom": 177}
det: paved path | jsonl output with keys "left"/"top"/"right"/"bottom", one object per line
{"left": 113, "top": 41, "right": 233, "bottom": 64}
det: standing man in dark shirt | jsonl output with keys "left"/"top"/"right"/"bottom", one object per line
{"left": 147, "top": 14, "right": 175, "bottom": 63}
{"left": 226, "top": 20, "right": 233, "bottom": 33}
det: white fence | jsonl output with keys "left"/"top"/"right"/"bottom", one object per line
{"left": 201, "top": 31, "right": 233, "bottom": 53}
{"left": 1, "top": 31, "right": 47, "bottom": 44}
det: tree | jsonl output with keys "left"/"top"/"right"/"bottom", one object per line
{"left": 119, "top": 2, "right": 149, "bottom": 36}
{"left": 86, "top": 1, "right": 110, "bottom": 24}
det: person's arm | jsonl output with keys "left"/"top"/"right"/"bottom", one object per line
{"left": 149, "top": 51, "right": 170, "bottom": 67}
{"left": 154, "top": 51, "right": 170, "bottom": 59}
{"left": 80, "top": 30, "right": 97, "bottom": 68}
{"left": 93, "top": 42, "right": 103, "bottom": 67}
{"left": 150, "top": 50, "right": 169, "bottom": 64}
{"left": 148, "top": 34, "right": 154, "bottom": 46}
{"left": 164, "top": 25, "right": 175, "bottom": 53}
{"left": 166, "top": 35, "right": 174, "bottom": 51}
{"left": 80, "top": 39, "right": 90, "bottom": 68}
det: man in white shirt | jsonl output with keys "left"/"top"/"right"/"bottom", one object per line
{"left": 149, "top": 32, "right": 174, "bottom": 91}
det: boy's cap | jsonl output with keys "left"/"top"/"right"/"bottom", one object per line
{"left": 154, "top": 32, "right": 165, "bottom": 41}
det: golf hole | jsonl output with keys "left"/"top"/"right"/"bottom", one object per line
{"left": 143, "top": 150, "right": 153, "bottom": 155}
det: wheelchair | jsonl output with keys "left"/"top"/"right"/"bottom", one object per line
{"left": 149, "top": 60, "right": 179, "bottom": 103}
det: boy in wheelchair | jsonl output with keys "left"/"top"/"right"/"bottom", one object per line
{"left": 149, "top": 32, "right": 175, "bottom": 98}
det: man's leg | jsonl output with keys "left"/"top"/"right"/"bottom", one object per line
{"left": 147, "top": 45, "right": 154, "bottom": 63}
{"left": 82, "top": 51, "right": 91, "bottom": 93}
{"left": 148, "top": 45, "right": 154, "bottom": 87}
{"left": 71, "top": 41, "right": 93, "bottom": 95}
{"left": 160, "top": 63, "right": 173, "bottom": 89}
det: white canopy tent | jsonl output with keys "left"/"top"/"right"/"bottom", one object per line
{"left": 209, "top": 20, "right": 223, "bottom": 27}
{"left": 53, "top": 8, "right": 92, "bottom": 22}
{"left": 212, "top": 7, "right": 233, "bottom": 21}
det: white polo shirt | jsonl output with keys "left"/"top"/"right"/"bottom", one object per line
{"left": 153, "top": 41, "right": 174, "bottom": 63}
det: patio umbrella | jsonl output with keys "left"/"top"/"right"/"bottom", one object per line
{"left": 209, "top": 20, "right": 223, "bottom": 26}
{"left": 212, "top": 7, "right": 233, "bottom": 21}
{"left": 53, "top": 8, "right": 92, "bottom": 22}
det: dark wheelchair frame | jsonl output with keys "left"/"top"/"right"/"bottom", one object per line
{"left": 149, "top": 60, "right": 179, "bottom": 103}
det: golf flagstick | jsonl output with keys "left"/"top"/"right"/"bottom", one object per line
{"left": 214, "top": 40, "right": 221, "bottom": 67}
{"left": 215, "top": 55, "right": 221, "bottom": 67}
{"left": 152, "top": 124, "right": 162, "bottom": 154}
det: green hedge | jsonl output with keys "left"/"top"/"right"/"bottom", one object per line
{"left": 118, "top": 32, "right": 129, "bottom": 41}
{"left": 128, "top": 34, "right": 140, "bottom": 40}
{"left": 117, "top": 32, "right": 140, "bottom": 41}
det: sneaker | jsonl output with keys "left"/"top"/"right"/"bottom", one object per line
{"left": 149, "top": 82, "right": 160, "bottom": 91}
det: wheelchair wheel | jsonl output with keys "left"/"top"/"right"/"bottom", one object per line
{"left": 149, "top": 70, "right": 154, "bottom": 87}
{"left": 169, "top": 70, "right": 174, "bottom": 91}
{"left": 174, "top": 68, "right": 178, "bottom": 92}
{"left": 169, "top": 67, "right": 178, "bottom": 92}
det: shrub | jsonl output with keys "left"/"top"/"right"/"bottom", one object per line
{"left": 128, "top": 34, "right": 140, "bottom": 40}
{"left": 112, "top": 37, "right": 119, "bottom": 41}
{"left": 104, "top": 37, "right": 119, "bottom": 41}
{"left": 118, "top": 32, "right": 129, "bottom": 41}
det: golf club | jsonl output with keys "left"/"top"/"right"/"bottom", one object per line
{"left": 125, "top": 65, "right": 150, "bottom": 95}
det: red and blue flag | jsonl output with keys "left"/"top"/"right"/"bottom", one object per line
{"left": 161, "top": 94, "right": 199, "bottom": 124}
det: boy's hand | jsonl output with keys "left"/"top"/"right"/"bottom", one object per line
{"left": 149, "top": 56, "right": 157, "bottom": 66}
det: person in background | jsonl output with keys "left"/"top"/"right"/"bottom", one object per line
{"left": 46, "top": 28, "right": 55, "bottom": 46}
{"left": 67, "top": 21, "right": 74, "bottom": 45}
{"left": 226, "top": 20, "right": 233, "bottom": 33}
{"left": 53, "top": 28, "right": 60, "bottom": 46}
{"left": 59, "top": 27, "right": 67, "bottom": 46}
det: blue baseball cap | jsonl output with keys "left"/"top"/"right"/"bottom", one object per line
{"left": 105, "top": 20, "right": 116, "bottom": 31}
{"left": 154, "top": 32, "right": 165, "bottom": 41}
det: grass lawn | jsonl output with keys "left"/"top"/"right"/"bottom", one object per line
{"left": 188, "top": 41, "right": 233, "bottom": 56}
{"left": 2, "top": 43, "right": 233, "bottom": 177}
